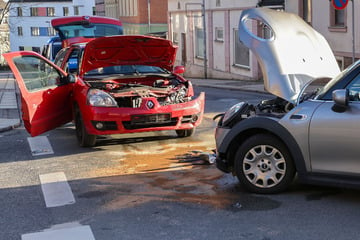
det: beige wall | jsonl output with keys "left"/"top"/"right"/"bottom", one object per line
{"left": 168, "top": 0, "right": 260, "bottom": 80}
{"left": 285, "top": 0, "right": 360, "bottom": 68}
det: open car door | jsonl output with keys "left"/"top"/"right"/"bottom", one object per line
{"left": 3, "top": 51, "right": 74, "bottom": 136}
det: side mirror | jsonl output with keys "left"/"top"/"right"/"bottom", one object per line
{"left": 333, "top": 89, "right": 349, "bottom": 107}
{"left": 60, "top": 74, "right": 76, "bottom": 85}
{"left": 174, "top": 66, "right": 185, "bottom": 74}
{"left": 332, "top": 89, "right": 349, "bottom": 112}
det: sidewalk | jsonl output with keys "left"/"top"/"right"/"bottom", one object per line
{"left": 0, "top": 72, "right": 265, "bottom": 133}
{"left": 0, "top": 72, "right": 21, "bottom": 133}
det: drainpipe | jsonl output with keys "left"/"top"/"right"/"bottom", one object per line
{"left": 202, "top": 0, "right": 207, "bottom": 79}
{"left": 351, "top": 0, "right": 355, "bottom": 63}
{"left": 147, "top": 0, "right": 151, "bottom": 33}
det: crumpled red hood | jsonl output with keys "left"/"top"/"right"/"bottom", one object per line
{"left": 79, "top": 35, "right": 177, "bottom": 76}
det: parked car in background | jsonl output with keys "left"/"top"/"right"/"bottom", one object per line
{"left": 4, "top": 35, "right": 204, "bottom": 147}
{"left": 41, "top": 36, "right": 61, "bottom": 62}
{"left": 214, "top": 8, "right": 360, "bottom": 194}
{"left": 41, "top": 15, "right": 123, "bottom": 61}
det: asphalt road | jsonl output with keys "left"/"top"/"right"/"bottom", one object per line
{"left": 1, "top": 87, "right": 360, "bottom": 240}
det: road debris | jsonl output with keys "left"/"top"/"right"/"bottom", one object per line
{"left": 176, "top": 150, "right": 216, "bottom": 165}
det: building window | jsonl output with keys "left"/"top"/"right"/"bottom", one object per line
{"left": 299, "top": 0, "right": 312, "bottom": 24}
{"left": 32, "top": 47, "right": 41, "bottom": 53}
{"left": 74, "top": 6, "right": 79, "bottom": 15}
{"left": 17, "top": 7, "right": 22, "bottom": 17}
{"left": 19, "top": 46, "right": 24, "bottom": 51}
{"left": 215, "top": 27, "right": 224, "bottom": 42}
{"left": 47, "top": 7, "right": 55, "bottom": 16}
{"left": 48, "top": 27, "right": 56, "bottom": 36}
{"left": 329, "top": 4, "right": 347, "bottom": 32}
{"left": 234, "top": 29, "right": 250, "bottom": 68}
{"left": 30, "top": 8, "right": 38, "bottom": 16}
{"left": 172, "top": 32, "right": 178, "bottom": 44}
{"left": 17, "top": 27, "right": 23, "bottom": 36}
{"left": 195, "top": 27, "right": 204, "bottom": 58}
{"left": 216, "top": 0, "right": 221, "bottom": 7}
{"left": 63, "top": 7, "right": 69, "bottom": 16}
{"left": 31, "top": 27, "right": 40, "bottom": 36}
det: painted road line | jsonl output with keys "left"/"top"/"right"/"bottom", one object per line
{"left": 27, "top": 136, "right": 54, "bottom": 156}
{"left": 39, "top": 172, "right": 75, "bottom": 208}
{"left": 22, "top": 225, "right": 95, "bottom": 240}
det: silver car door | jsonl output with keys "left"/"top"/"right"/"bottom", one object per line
{"left": 309, "top": 76, "right": 360, "bottom": 174}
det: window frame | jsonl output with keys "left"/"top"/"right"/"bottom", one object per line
{"left": 329, "top": 4, "right": 347, "bottom": 32}
{"left": 195, "top": 27, "right": 205, "bottom": 59}
{"left": 233, "top": 28, "right": 250, "bottom": 69}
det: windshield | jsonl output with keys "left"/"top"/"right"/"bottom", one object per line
{"left": 57, "top": 23, "right": 123, "bottom": 40}
{"left": 316, "top": 60, "right": 360, "bottom": 99}
{"left": 84, "top": 65, "right": 170, "bottom": 77}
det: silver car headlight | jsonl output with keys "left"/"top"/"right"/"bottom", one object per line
{"left": 222, "top": 102, "right": 247, "bottom": 126}
{"left": 87, "top": 89, "right": 117, "bottom": 107}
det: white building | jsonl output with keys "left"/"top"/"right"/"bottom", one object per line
{"left": 8, "top": 0, "right": 95, "bottom": 53}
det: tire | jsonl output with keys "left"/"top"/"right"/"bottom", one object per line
{"left": 234, "top": 134, "right": 295, "bottom": 194}
{"left": 176, "top": 128, "right": 195, "bottom": 137}
{"left": 75, "top": 107, "right": 96, "bottom": 147}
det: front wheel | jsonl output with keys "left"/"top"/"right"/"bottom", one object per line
{"left": 176, "top": 128, "right": 195, "bottom": 138}
{"left": 75, "top": 108, "right": 96, "bottom": 147}
{"left": 234, "top": 134, "right": 295, "bottom": 194}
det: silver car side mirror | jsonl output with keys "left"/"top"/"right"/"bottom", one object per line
{"left": 332, "top": 89, "right": 349, "bottom": 107}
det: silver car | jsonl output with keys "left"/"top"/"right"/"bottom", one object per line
{"left": 214, "top": 8, "right": 360, "bottom": 194}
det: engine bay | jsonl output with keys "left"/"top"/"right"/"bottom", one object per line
{"left": 85, "top": 75, "right": 192, "bottom": 108}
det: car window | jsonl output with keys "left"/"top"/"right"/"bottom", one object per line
{"left": 54, "top": 48, "right": 68, "bottom": 67}
{"left": 13, "top": 56, "right": 61, "bottom": 92}
{"left": 84, "top": 65, "right": 168, "bottom": 76}
{"left": 347, "top": 73, "right": 360, "bottom": 101}
{"left": 66, "top": 49, "right": 80, "bottom": 74}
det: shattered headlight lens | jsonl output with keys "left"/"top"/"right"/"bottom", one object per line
{"left": 87, "top": 89, "right": 117, "bottom": 107}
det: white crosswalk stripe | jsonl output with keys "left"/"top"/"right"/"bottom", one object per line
{"left": 39, "top": 172, "right": 76, "bottom": 208}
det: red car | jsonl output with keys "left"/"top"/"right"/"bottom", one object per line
{"left": 52, "top": 15, "right": 123, "bottom": 47}
{"left": 4, "top": 35, "right": 205, "bottom": 147}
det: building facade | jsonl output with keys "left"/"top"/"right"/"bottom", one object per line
{"left": 103, "top": 0, "right": 167, "bottom": 35}
{"left": 0, "top": 1, "right": 10, "bottom": 66}
{"left": 286, "top": 0, "right": 360, "bottom": 69}
{"left": 168, "top": 0, "right": 360, "bottom": 80}
{"left": 8, "top": 0, "right": 95, "bottom": 53}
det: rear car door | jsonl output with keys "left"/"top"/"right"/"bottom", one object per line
{"left": 3, "top": 51, "right": 74, "bottom": 136}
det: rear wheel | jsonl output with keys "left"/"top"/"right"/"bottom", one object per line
{"left": 75, "top": 107, "right": 96, "bottom": 147}
{"left": 176, "top": 128, "right": 195, "bottom": 138}
{"left": 234, "top": 134, "right": 295, "bottom": 194}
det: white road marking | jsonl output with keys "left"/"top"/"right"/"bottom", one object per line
{"left": 27, "top": 136, "right": 54, "bottom": 156}
{"left": 21, "top": 224, "right": 95, "bottom": 240}
{"left": 39, "top": 172, "right": 75, "bottom": 208}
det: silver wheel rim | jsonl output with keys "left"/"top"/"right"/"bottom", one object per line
{"left": 243, "top": 144, "right": 286, "bottom": 189}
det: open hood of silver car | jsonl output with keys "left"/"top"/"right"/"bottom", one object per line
{"left": 239, "top": 8, "right": 340, "bottom": 103}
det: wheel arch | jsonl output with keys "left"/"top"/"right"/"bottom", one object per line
{"left": 218, "top": 117, "right": 307, "bottom": 176}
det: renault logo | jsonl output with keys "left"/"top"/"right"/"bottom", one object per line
{"left": 147, "top": 100, "right": 154, "bottom": 109}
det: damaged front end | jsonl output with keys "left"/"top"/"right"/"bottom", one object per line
{"left": 86, "top": 75, "right": 194, "bottom": 108}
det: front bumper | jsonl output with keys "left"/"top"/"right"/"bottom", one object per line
{"left": 214, "top": 126, "right": 232, "bottom": 173}
{"left": 82, "top": 92, "right": 205, "bottom": 135}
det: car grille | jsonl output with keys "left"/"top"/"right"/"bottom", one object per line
{"left": 123, "top": 114, "right": 178, "bottom": 130}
